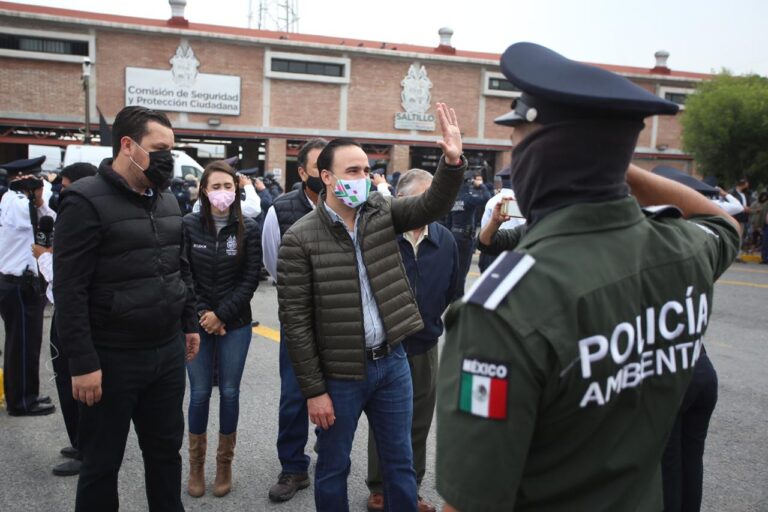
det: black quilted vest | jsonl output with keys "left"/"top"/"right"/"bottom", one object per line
{"left": 63, "top": 162, "right": 187, "bottom": 347}
{"left": 273, "top": 187, "right": 314, "bottom": 237}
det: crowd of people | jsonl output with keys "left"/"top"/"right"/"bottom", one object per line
{"left": 0, "top": 41, "right": 748, "bottom": 512}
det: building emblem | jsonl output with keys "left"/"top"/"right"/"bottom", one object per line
{"left": 401, "top": 64, "right": 432, "bottom": 114}
{"left": 394, "top": 63, "right": 436, "bottom": 131}
{"left": 169, "top": 44, "right": 200, "bottom": 87}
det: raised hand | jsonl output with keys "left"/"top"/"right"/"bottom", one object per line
{"left": 435, "top": 102, "right": 462, "bottom": 165}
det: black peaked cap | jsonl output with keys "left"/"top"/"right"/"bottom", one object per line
{"left": 495, "top": 42, "right": 680, "bottom": 126}
{"left": 0, "top": 156, "right": 46, "bottom": 175}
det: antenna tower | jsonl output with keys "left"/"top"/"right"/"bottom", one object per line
{"left": 256, "top": 0, "right": 299, "bottom": 32}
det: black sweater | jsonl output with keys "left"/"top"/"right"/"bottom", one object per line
{"left": 182, "top": 211, "right": 261, "bottom": 330}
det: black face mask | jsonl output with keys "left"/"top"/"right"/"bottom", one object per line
{"left": 129, "top": 139, "right": 174, "bottom": 189}
{"left": 144, "top": 150, "right": 174, "bottom": 189}
{"left": 304, "top": 174, "right": 324, "bottom": 194}
{"left": 511, "top": 119, "right": 642, "bottom": 227}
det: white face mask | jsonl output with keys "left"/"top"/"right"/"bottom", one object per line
{"left": 332, "top": 176, "right": 371, "bottom": 208}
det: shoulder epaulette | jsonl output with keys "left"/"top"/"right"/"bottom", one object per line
{"left": 642, "top": 205, "right": 683, "bottom": 219}
{"left": 462, "top": 250, "right": 535, "bottom": 310}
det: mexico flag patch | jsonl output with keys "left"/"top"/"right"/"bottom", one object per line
{"left": 459, "top": 358, "right": 509, "bottom": 420}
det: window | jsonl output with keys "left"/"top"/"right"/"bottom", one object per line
{"left": 271, "top": 58, "right": 344, "bottom": 77}
{"left": 181, "top": 165, "right": 203, "bottom": 180}
{"left": 488, "top": 77, "right": 520, "bottom": 93}
{"left": 0, "top": 28, "right": 92, "bottom": 63}
{"left": 659, "top": 86, "right": 695, "bottom": 110}
{"left": 483, "top": 71, "right": 522, "bottom": 98}
{"left": 265, "top": 51, "right": 350, "bottom": 84}
{"left": 0, "top": 34, "right": 88, "bottom": 56}
{"left": 664, "top": 92, "right": 689, "bottom": 106}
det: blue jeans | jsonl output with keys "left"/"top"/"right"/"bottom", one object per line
{"left": 277, "top": 326, "right": 311, "bottom": 474}
{"left": 315, "top": 343, "right": 417, "bottom": 512}
{"left": 186, "top": 324, "right": 252, "bottom": 435}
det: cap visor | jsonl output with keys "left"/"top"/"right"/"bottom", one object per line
{"left": 494, "top": 110, "right": 526, "bottom": 126}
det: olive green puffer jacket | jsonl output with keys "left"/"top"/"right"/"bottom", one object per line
{"left": 277, "top": 156, "right": 466, "bottom": 398}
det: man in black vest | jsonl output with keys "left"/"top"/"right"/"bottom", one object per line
{"left": 261, "top": 138, "right": 327, "bottom": 502}
{"left": 53, "top": 106, "right": 200, "bottom": 512}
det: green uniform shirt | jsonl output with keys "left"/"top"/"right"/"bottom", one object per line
{"left": 436, "top": 197, "right": 739, "bottom": 512}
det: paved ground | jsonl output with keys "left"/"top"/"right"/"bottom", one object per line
{"left": 1, "top": 259, "right": 766, "bottom": 511}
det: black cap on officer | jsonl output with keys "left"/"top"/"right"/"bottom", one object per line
{"left": 238, "top": 167, "right": 260, "bottom": 177}
{"left": 0, "top": 156, "right": 47, "bottom": 177}
{"left": 494, "top": 42, "right": 679, "bottom": 127}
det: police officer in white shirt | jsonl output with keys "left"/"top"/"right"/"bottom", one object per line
{"left": 0, "top": 156, "right": 56, "bottom": 416}
{"left": 478, "top": 187, "right": 526, "bottom": 272}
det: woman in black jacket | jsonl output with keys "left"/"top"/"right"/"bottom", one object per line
{"left": 182, "top": 161, "right": 261, "bottom": 498}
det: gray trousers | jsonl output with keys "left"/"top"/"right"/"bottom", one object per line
{"left": 366, "top": 344, "right": 438, "bottom": 493}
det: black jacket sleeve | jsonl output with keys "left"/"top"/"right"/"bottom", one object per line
{"left": 213, "top": 219, "right": 262, "bottom": 324}
{"left": 52, "top": 193, "right": 103, "bottom": 376}
{"left": 179, "top": 223, "right": 199, "bottom": 334}
{"left": 181, "top": 218, "right": 211, "bottom": 316}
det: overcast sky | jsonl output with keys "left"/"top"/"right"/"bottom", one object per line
{"left": 13, "top": 0, "right": 768, "bottom": 76}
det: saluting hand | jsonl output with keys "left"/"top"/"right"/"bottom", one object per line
{"left": 436, "top": 102, "right": 462, "bottom": 165}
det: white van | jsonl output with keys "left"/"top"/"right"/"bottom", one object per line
{"left": 28, "top": 145, "right": 63, "bottom": 171}
{"left": 62, "top": 145, "right": 111, "bottom": 169}
{"left": 173, "top": 151, "right": 204, "bottom": 181}
{"left": 63, "top": 145, "right": 204, "bottom": 180}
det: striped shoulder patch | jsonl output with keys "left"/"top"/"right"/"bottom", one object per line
{"left": 462, "top": 250, "right": 535, "bottom": 310}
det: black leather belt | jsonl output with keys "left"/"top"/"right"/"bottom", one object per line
{"left": 366, "top": 343, "right": 391, "bottom": 361}
{"left": 0, "top": 272, "right": 36, "bottom": 284}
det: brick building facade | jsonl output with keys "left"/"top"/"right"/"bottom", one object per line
{"left": 0, "top": 1, "right": 709, "bottom": 187}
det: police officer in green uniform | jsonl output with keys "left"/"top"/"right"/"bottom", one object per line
{"left": 435, "top": 42, "right": 741, "bottom": 512}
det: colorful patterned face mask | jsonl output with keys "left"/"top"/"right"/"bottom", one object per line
{"left": 333, "top": 177, "right": 371, "bottom": 208}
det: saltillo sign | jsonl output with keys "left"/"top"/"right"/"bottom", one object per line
{"left": 125, "top": 44, "right": 241, "bottom": 116}
{"left": 394, "top": 63, "right": 436, "bottom": 131}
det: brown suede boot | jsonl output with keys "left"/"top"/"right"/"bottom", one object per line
{"left": 187, "top": 433, "right": 206, "bottom": 497}
{"left": 213, "top": 432, "right": 236, "bottom": 497}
